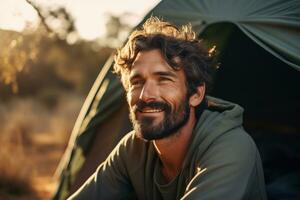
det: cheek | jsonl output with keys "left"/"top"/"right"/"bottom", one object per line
{"left": 164, "top": 91, "right": 187, "bottom": 110}
{"left": 127, "top": 89, "right": 140, "bottom": 106}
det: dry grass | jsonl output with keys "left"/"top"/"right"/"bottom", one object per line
{"left": 0, "top": 93, "right": 83, "bottom": 200}
{"left": 0, "top": 127, "right": 37, "bottom": 199}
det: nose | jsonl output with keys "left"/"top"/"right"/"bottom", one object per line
{"left": 139, "top": 81, "right": 157, "bottom": 102}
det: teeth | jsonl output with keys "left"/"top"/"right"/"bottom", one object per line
{"left": 141, "top": 109, "right": 162, "bottom": 113}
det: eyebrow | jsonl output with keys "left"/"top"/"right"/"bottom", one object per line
{"left": 129, "top": 70, "right": 178, "bottom": 82}
{"left": 153, "top": 71, "right": 177, "bottom": 79}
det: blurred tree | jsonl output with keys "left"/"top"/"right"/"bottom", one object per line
{"left": 106, "top": 15, "right": 122, "bottom": 39}
{"left": 102, "top": 14, "right": 132, "bottom": 47}
{"left": 25, "top": 0, "right": 78, "bottom": 42}
{"left": 0, "top": 27, "right": 113, "bottom": 100}
{"left": 0, "top": 0, "right": 79, "bottom": 94}
{"left": 0, "top": 1, "right": 132, "bottom": 98}
{"left": 0, "top": 29, "right": 40, "bottom": 93}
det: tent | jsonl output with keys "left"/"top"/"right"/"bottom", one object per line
{"left": 53, "top": 0, "right": 300, "bottom": 199}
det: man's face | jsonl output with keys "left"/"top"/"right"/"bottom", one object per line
{"left": 126, "top": 49, "right": 191, "bottom": 140}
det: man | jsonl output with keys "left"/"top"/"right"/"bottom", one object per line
{"left": 68, "top": 17, "right": 267, "bottom": 200}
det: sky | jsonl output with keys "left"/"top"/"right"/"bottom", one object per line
{"left": 0, "top": 0, "right": 160, "bottom": 40}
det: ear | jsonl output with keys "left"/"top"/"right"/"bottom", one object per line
{"left": 189, "top": 85, "right": 205, "bottom": 107}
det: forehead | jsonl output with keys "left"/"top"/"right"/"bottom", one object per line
{"left": 130, "top": 49, "right": 183, "bottom": 77}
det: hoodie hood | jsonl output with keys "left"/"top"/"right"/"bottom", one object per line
{"left": 183, "top": 96, "right": 244, "bottom": 168}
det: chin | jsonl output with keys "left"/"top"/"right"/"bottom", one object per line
{"left": 137, "top": 126, "right": 174, "bottom": 141}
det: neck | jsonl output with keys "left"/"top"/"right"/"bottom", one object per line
{"left": 153, "top": 109, "right": 197, "bottom": 182}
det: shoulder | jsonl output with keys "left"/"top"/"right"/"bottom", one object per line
{"left": 109, "top": 130, "right": 151, "bottom": 162}
{"left": 116, "top": 131, "right": 149, "bottom": 152}
{"left": 201, "top": 128, "right": 258, "bottom": 170}
{"left": 184, "top": 128, "right": 266, "bottom": 199}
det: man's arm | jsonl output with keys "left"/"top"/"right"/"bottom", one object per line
{"left": 67, "top": 134, "right": 134, "bottom": 200}
{"left": 181, "top": 129, "right": 267, "bottom": 200}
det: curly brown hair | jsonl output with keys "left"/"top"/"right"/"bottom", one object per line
{"left": 114, "top": 16, "right": 216, "bottom": 96}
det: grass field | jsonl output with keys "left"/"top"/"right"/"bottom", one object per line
{"left": 0, "top": 95, "right": 84, "bottom": 200}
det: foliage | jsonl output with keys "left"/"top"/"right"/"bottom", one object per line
{"left": 0, "top": 29, "right": 40, "bottom": 93}
{"left": 0, "top": 26, "right": 113, "bottom": 99}
{"left": 0, "top": 2, "right": 131, "bottom": 198}
{"left": 0, "top": 12, "right": 114, "bottom": 200}
{"left": 25, "top": 0, "right": 77, "bottom": 41}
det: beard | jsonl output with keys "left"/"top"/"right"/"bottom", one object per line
{"left": 129, "top": 96, "right": 190, "bottom": 141}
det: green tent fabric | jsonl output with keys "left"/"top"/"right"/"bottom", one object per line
{"left": 53, "top": 0, "right": 300, "bottom": 199}
{"left": 147, "top": 0, "right": 300, "bottom": 70}
{"left": 53, "top": 55, "right": 128, "bottom": 199}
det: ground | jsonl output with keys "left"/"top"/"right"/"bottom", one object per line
{"left": 0, "top": 131, "right": 67, "bottom": 200}
{"left": 30, "top": 133, "right": 66, "bottom": 200}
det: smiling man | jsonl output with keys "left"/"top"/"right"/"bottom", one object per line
{"left": 68, "top": 17, "right": 267, "bottom": 200}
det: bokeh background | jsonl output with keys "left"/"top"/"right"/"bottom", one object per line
{"left": 0, "top": 0, "right": 159, "bottom": 199}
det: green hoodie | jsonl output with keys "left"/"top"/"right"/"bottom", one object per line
{"left": 68, "top": 97, "right": 267, "bottom": 200}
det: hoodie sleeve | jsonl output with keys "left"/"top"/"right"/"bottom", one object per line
{"left": 180, "top": 128, "right": 267, "bottom": 200}
{"left": 67, "top": 133, "right": 136, "bottom": 200}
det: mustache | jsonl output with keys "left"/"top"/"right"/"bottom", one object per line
{"left": 132, "top": 100, "right": 171, "bottom": 113}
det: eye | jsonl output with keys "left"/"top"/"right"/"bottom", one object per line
{"left": 159, "top": 76, "right": 173, "bottom": 83}
{"left": 130, "top": 79, "right": 144, "bottom": 88}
